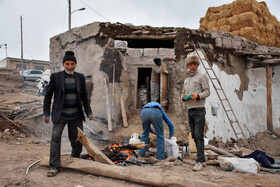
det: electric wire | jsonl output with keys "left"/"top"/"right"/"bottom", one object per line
{"left": 78, "top": 0, "right": 111, "bottom": 22}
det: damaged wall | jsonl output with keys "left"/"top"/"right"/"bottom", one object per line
{"left": 49, "top": 21, "right": 280, "bottom": 142}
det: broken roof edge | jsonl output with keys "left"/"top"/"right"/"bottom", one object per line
{"left": 49, "top": 21, "right": 280, "bottom": 67}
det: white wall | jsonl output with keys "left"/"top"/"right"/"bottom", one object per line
{"left": 203, "top": 62, "right": 280, "bottom": 142}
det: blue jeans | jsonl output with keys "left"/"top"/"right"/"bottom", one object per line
{"left": 138, "top": 108, "right": 165, "bottom": 160}
{"left": 49, "top": 118, "right": 83, "bottom": 169}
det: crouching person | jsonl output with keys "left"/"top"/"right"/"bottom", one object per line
{"left": 138, "top": 102, "right": 174, "bottom": 160}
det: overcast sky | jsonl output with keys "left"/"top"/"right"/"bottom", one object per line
{"left": 0, "top": 0, "right": 279, "bottom": 61}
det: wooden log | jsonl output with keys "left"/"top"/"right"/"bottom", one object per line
{"left": 40, "top": 156, "right": 219, "bottom": 187}
{"left": 77, "top": 128, "right": 114, "bottom": 165}
{"left": 120, "top": 96, "right": 128, "bottom": 128}
{"left": 208, "top": 145, "right": 237, "bottom": 157}
{"left": 104, "top": 78, "right": 112, "bottom": 131}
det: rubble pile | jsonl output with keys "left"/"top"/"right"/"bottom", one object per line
{"left": 199, "top": 0, "right": 280, "bottom": 47}
{"left": 0, "top": 68, "right": 23, "bottom": 94}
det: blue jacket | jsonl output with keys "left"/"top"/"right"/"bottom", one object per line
{"left": 142, "top": 102, "right": 174, "bottom": 137}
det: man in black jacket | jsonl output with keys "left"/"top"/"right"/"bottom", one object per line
{"left": 43, "top": 51, "right": 94, "bottom": 177}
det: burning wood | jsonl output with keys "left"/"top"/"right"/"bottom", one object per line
{"left": 102, "top": 142, "right": 137, "bottom": 164}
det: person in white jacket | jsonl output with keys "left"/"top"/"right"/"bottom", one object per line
{"left": 181, "top": 55, "right": 210, "bottom": 171}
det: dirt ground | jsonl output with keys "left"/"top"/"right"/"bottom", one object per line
{"left": 1, "top": 70, "right": 280, "bottom": 187}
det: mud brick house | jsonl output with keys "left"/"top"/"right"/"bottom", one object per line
{"left": 48, "top": 20, "right": 280, "bottom": 142}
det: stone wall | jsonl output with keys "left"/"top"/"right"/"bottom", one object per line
{"left": 199, "top": 0, "right": 280, "bottom": 47}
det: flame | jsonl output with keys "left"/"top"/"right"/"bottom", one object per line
{"left": 106, "top": 142, "right": 134, "bottom": 163}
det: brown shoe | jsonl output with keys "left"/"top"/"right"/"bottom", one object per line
{"left": 47, "top": 167, "right": 59, "bottom": 177}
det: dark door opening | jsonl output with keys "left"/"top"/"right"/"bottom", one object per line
{"left": 137, "top": 68, "right": 152, "bottom": 109}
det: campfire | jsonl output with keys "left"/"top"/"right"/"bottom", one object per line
{"left": 102, "top": 142, "right": 138, "bottom": 165}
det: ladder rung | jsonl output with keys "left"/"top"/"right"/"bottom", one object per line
{"left": 226, "top": 110, "right": 232, "bottom": 112}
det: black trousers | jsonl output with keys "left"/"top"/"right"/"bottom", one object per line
{"left": 188, "top": 107, "right": 206, "bottom": 163}
{"left": 49, "top": 118, "right": 83, "bottom": 170}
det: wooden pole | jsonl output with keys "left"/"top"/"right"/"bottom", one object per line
{"left": 120, "top": 96, "right": 128, "bottom": 128}
{"left": 20, "top": 16, "right": 24, "bottom": 76}
{"left": 160, "top": 61, "right": 168, "bottom": 110}
{"left": 68, "top": 0, "right": 71, "bottom": 30}
{"left": 113, "top": 64, "right": 115, "bottom": 98}
{"left": 104, "top": 78, "right": 112, "bottom": 131}
{"left": 266, "top": 66, "right": 273, "bottom": 131}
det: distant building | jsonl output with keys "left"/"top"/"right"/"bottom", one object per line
{"left": 0, "top": 57, "right": 50, "bottom": 71}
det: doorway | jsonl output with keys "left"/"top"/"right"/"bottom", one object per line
{"left": 137, "top": 67, "right": 152, "bottom": 108}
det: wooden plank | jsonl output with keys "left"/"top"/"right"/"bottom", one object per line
{"left": 266, "top": 66, "right": 273, "bottom": 131}
{"left": 160, "top": 61, "right": 168, "bottom": 110}
{"left": 40, "top": 156, "right": 219, "bottom": 187}
{"left": 77, "top": 128, "right": 114, "bottom": 165}
{"left": 104, "top": 78, "right": 112, "bottom": 131}
{"left": 120, "top": 96, "right": 128, "bottom": 128}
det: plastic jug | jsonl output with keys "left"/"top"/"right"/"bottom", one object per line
{"left": 165, "top": 137, "right": 179, "bottom": 158}
{"left": 129, "top": 133, "right": 141, "bottom": 144}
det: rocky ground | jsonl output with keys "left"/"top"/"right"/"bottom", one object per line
{"left": 0, "top": 70, "right": 280, "bottom": 187}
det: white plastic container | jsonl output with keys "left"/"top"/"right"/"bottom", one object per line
{"left": 165, "top": 137, "right": 179, "bottom": 158}
{"left": 129, "top": 133, "right": 141, "bottom": 144}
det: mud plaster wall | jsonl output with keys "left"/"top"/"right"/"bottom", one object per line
{"left": 199, "top": 56, "right": 280, "bottom": 142}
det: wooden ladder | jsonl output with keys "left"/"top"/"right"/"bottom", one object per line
{"left": 191, "top": 40, "right": 249, "bottom": 140}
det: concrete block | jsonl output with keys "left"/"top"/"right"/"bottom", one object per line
{"left": 159, "top": 48, "right": 174, "bottom": 57}
{"left": 114, "top": 40, "right": 127, "bottom": 49}
{"left": 143, "top": 48, "right": 158, "bottom": 57}
{"left": 126, "top": 48, "right": 143, "bottom": 57}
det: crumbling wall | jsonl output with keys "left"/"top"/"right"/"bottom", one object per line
{"left": 199, "top": 0, "right": 280, "bottom": 47}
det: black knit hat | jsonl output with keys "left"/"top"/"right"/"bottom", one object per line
{"left": 153, "top": 58, "right": 161, "bottom": 65}
{"left": 63, "top": 51, "right": 77, "bottom": 63}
